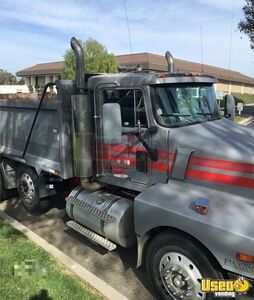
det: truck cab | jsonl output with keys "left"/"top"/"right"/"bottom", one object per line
{"left": 88, "top": 72, "right": 220, "bottom": 190}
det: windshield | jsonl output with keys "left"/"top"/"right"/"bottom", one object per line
{"left": 151, "top": 84, "right": 220, "bottom": 127}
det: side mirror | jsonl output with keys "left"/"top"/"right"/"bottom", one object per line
{"left": 224, "top": 94, "right": 235, "bottom": 121}
{"left": 103, "top": 103, "right": 122, "bottom": 145}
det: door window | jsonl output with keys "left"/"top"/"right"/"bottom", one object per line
{"left": 103, "top": 89, "right": 148, "bottom": 128}
{"left": 101, "top": 88, "right": 150, "bottom": 184}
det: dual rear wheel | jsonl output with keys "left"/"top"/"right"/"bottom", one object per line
{"left": 17, "top": 165, "right": 49, "bottom": 212}
{"left": 0, "top": 164, "right": 49, "bottom": 212}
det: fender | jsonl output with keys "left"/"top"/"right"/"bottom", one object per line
{"left": 134, "top": 180, "right": 254, "bottom": 279}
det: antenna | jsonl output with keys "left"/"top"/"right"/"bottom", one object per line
{"left": 228, "top": 0, "right": 235, "bottom": 76}
{"left": 123, "top": 0, "right": 134, "bottom": 62}
{"left": 200, "top": 24, "right": 204, "bottom": 73}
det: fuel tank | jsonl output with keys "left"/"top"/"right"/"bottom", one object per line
{"left": 66, "top": 187, "right": 136, "bottom": 247}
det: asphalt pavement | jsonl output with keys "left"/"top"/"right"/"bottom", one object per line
{"left": 244, "top": 105, "right": 254, "bottom": 127}
{"left": 243, "top": 104, "right": 254, "bottom": 116}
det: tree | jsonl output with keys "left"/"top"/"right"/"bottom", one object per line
{"left": 17, "top": 78, "right": 25, "bottom": 85}
{"left": 62, "top": 38, "right": 118, "bottom": 79}
{"left": 0, "top": 69, "right": 17, "bottom": 85}
{"left": 238, "top": 0, "right": 254, "bottom": 49}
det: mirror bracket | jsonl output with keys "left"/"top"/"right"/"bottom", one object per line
{"left": 223, "top": 113, "right": 231, "bottom": 119}
{"left": 135, "top": 132, "right": 158, "bottom": 161}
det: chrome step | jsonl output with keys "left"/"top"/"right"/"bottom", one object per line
{"left": 66, "top": 220, "right": 117, "bottom": 251}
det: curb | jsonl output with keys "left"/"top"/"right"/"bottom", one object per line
{"left": 0, "top": 209, "right": 129, "bottom": 300}
{"left": 243, "top": 103, "right": 254, "bottom": 106}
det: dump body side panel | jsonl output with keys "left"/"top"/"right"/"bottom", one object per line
{"left": 0, "top": 80, "right": 76, "bottom": 179}
{"left": 134, "top": 181, "right": 254, "bottom": 279}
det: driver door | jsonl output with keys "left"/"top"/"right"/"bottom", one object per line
{"left": 97, "top": 88, "right": 150, "bottom": 186}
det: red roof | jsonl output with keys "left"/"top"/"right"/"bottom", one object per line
{"left": 16, "top": 61, "right": 64, "bottom": 76}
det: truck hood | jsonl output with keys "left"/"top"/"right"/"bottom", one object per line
{"left": 170, "top": 118, "right": 254, "bottom": 163}
{"left": 169, "top": 118, "right": 254, "bottom": 193}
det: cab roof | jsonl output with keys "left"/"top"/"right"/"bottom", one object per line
{"left": 87, "top": 72, "right": 218, "bottom": 89}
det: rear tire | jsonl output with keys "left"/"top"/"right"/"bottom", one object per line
{"left": 146, "top": 231, "right": 224, "bottom": 300}
{"left": 17, "top": 165, "right": 48, "bottom": 212}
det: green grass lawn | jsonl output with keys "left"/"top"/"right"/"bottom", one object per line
{"left": 232, "top": 93, "right": 254, "bottom": 105}
{"left": 0, "top": 220, "right": 104, "bottom": 300}
{"left": 217, "top": 93, "right": 254, "bottom": 108}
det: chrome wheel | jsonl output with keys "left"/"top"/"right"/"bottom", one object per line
{"left": 159, "top": 252, "right": 205, "bottom": 300}
{"left": 18, "top": 173, "right": 35, "bottom": 203}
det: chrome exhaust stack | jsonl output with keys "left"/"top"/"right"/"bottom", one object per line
{"left": 70, "top": 37, "right": 93, "bottom": 180}
{"left": 71, "top": 37, "right": 85, "bottom": 93}
{"left": 165, "top": 51, "right": 174, "bottom": 73}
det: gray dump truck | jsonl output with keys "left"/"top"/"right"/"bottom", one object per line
{"left": 0, "top": 38, "right": 254, "bottom": 300}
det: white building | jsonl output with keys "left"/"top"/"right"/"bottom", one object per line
{"left": 0, "top": 85, "right": 29, "bottom": 94}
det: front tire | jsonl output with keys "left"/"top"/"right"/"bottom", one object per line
{"left": 146, "top": 231, "right": 224, "bottom": 300}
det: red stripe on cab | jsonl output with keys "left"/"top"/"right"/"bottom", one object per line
{"left": 189, "top": 156, "right": 254, "bottom": 174}
{"left": 186, "top": 168, "right": 254, "bottom": 189}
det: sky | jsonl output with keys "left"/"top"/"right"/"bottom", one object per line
{"left": 0, "top": 0, "right": 253, "bottom": 77}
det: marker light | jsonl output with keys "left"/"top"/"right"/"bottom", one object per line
{"left": 236, "top": 252, "right": 254, "bottom": 263}
{"left": 184, "top": 72, "right": 201, "bottom": 77}
{"left": 158, "top": 73, "right": 165, "bottom": 78}
{"left": 195, "top": 198, "right": 209, "bottom": 215}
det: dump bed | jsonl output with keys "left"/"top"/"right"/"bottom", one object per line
{"left": 0, "top": 81, "right": 76, "bottom": 179}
